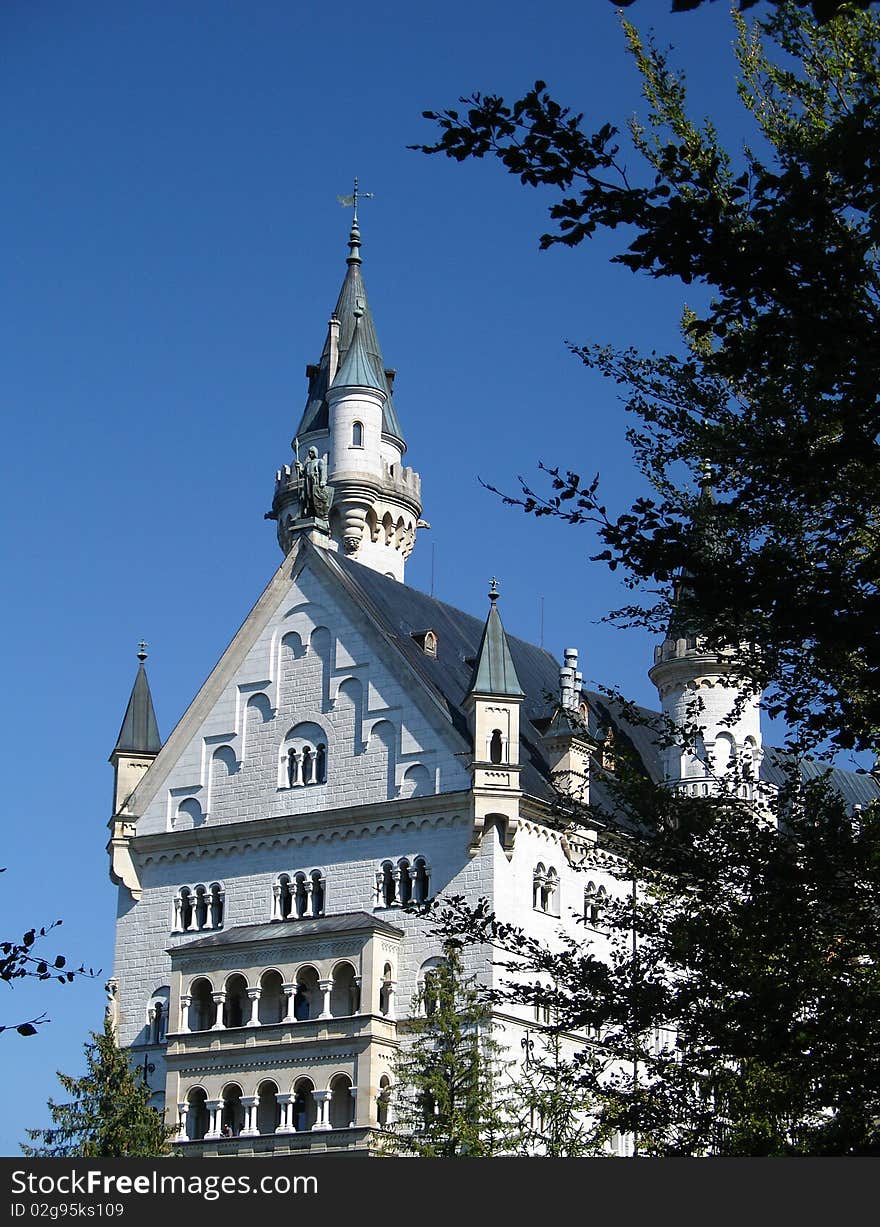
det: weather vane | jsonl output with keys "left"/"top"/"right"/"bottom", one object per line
{"left": 337, "top": 176, "right": 374, "bottom": 224}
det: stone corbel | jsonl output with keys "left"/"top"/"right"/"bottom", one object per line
{"left": 106, "top": 819, "right": 142, "bottom": 900}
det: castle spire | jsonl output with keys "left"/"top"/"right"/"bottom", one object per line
{"left": 111, "top": 645, "right": 161, "bottom": 757}
{"left": 270, "top": 201, "right": 422, "bottom": 580}
{"left": 466, "top": 582, "right": 524, "bottom": 699}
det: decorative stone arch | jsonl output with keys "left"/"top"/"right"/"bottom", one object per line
{"left": 379, "top": 961, "right": 396, "bottom": 1018}
{"left": 366, "top": 718, "right": 398, "bottom": 797}
{"left": 184, "top": 1087, "right": 210, "bottom": 1141}
{"left": 417, "top": 956, "right": 448, "bottom": 1018}
{"left": 327, "top": 1073, "right": 355, "bottom": 1129}
{"left": 220, "top": 1082, "right": 245, "bottom": 1137}
{"left": 243, "top": 692, "right": 273, "bottom": 760}
{"left": 329, "top": 960, "right": 359, "bottom": 1017}
{"left": 333, "top": 676, "right": 365, "bottom": 751}
{"left": 223, "top": 973, "right": 249, "bottom": 1028}
{"left": 255, "top": 1079, "right": 281, "bottom": 1136}
{"left": 365, "top": 505, "right": 380, "bottom": 543}
{"left": 400, "top": 763, "right": 432, "bottom": 799}
{"left": 174, "top": 797, "right": 204, "bottom": 830}
{"left": 713, "top": 730, "right": 736, "bottom": 773}
{"left": 146, "top": 986, "right": 170, "bottom": 1045}
{"left": 187, "top": 978, "right": 215, "bottom": 1032}
{"left": 258, "top": 968, "right": 285, "bottom": 1025}
{"left": 377, "top": 1074, "right": 393, "bottom": 1127}
{"left": 208, "top": 745, "right": 238, "bottom": 814}
{"left": 279, "top": 721, "right": 328, "bottom": 789}
{"left": 292, "top": 1077, "right": 318, "bottom": 1132}
{"left": 293, "top": 964, "right": 321, "bottom": 1020}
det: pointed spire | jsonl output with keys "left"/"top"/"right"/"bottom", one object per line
{"left": 331, "top": 306, "right": 387, "bottom": 393}
{"left": 466, "top": 581, "right": 524, "bottom": 698}
{"left": 294, "top": 210, "right": 404, "bottom": 444}
{"left": 112, "top": 645, "right": 162, "bottom": 756}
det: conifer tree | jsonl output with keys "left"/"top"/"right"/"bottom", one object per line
{"left": 383, "top": 946, "right": 516, "bottom": 1156}
{"left": 22, "top": 1016, "right": 173, "bottom": 1157}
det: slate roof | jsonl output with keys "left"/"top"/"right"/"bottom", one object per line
{"left": 112, "top": 661, "right": 162, "bottom": 756}
{"left": 294, "top": 231, "right": 404, "bottom": 444}
{"left": 171, "top": 911, "right": 404, "bottom": 953}
{"left": 319, "top": 547, "right": 879, "bottom": 812}
{"left": 331, "top": 314, "right": 387, "bottom": 393}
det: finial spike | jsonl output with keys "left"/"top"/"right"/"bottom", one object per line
{"left": 489, "top": 577, "right": 499, "bottom": 603}
{"left": 137, "top": 640, "right": 148, "bottom": 663}
{"left": 338, "top": 177, "right": 375, "bottom": 265}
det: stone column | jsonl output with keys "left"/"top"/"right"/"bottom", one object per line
{"left": 352, "top": 975, "right": 362, "bottom": 1014}
{"left": 385, "top": 980, "right": 397, "bottom": 1020}
{"left": 312, "top": 1090, "right": 331, "bottom": 1131}
{"left": 271, "top": 882, "right": 282, "bottom": 921}
{"left": 409, "top": 865, "right": 419, "bottom": 903}
{"left": 303, "top": 879, "right": 314, "bottom": 918}
{"left": 282, "top": 983, "right": 297, "bottom": 1023}
{"left": 175, "top": 1102, "right": 188, "bottom": 1141}
{"left": 239, "top": 1096, "right": 259, "bottom": 1137}
{"left": 318, "top": 979, "right": 332, "bottom": 1019}
{"left": 212, "top": 992, "right": 226, "bottom": 1030}
{"left": 187, "top": 898, "right": 199, "bottom": 931}
{"left": 172, "top": 895, "right": 183, "bottom": 932}
{"left": 179, "top": 995, "right": 192, "bottom": 1034}
{"left": 390, "top": 867, "right": 401, "bottom": 906}
{"left": 275, "top": 1094, "right": 294, "bottom": 1134}
{"left": 205, "top": 1099, "right": 223, "bottom": 1139}
{"left": 247, "top": 988, "right": 261, "bottom": 1026}
{"left": 348, "top": 1086, "right": 358, "bottom": 1128}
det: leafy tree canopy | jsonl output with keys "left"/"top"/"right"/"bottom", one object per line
{"left": 416, "top": 2, "right": 880, "bottom": 756}
{"left": 614, "top": 0, "right": 875, "bottom": 21}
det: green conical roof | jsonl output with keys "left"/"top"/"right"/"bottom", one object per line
{"left": 295, "top": 222, "right": 404, "bottom": 444}
{"left": 466, "top": 594, "right": 524, "bottom": 698}
{"left": 112, "top": 659, "right": 161, "bottom": 756}
{"left": 331, "top": 313, "right": 387, "bottom": 393}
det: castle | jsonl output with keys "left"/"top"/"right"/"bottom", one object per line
{"left": 105, "top": 206, "right": 878, "bottom": 1155}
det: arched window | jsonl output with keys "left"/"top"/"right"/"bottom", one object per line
{"left": 377, "top": 1076, "right": 392, "bottom": 1127}
{"left": 221, "top": 1084, "right": 244, "bottom": 1137}
{"left": 310, "top": 869, "right": 326, "bottom": 916}
{"left": 489, "top": 729, "right": 504, "bottom": 764}
{"left": 418, "top": 957, "right": 447, "bottom": 1018}
{"left": 188, "top": 979, "right": 215, "bottom": 1032}
{"left": 292, "top": 1079, "right": 317, "bottom": 1132}
{"left": 413, "top": 856, "right": 430, "bottom": 904}
{"left": 223, "top": 975, "right": 248, "bottom": 1029}
{"left": 185, "top": 1088, "right": 209, "bottom": 1141}
{"left": 147, "top": 987, "right": 170, "bottom": 1044}
{"left": 379, "top": 962, "right": 395, "bottom": 1017}
{"left": 377, "top": 861, "right": 395, "bottom": 908}
{"left": 294, "top": 966, "right": 320, "bottom": 1020}
{"left": 352, "top": 420, "right": 364, "bottom": 447}
{"left": 280, "top": 723, "right": 328, "bottom": 788}
{"left": 329, "top": 1074, "right": 354, "bottom": 1129}
{"left": 256, "top": 1080, "right": 281, "bottom": 1136}
{"left": 585, "top": 882, "right": 608, "bottom": 928}
{"left": 258, "top": 970, "right": 284, "bottom": 1025}
{"left": 330, "top": 962, "right": 358, "bottom": 1017}
{"left": 173, "top": 884, "right": 223, "bottom": 934}
{"left": 397, "top": 858, "right": 412, "bottom": 906}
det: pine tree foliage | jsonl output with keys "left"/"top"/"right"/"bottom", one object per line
{"left": 383, "top": 947, "right": 517, "bottom": 1156}
{"left": 22, "top": 1017, "right": 173, "bottom": 1157}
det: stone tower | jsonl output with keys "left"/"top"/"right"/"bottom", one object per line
{"left": 268, "top": 209, "right": 422, "bottom": 580}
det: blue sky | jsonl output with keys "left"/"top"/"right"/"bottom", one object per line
{"left": 2, "top": 0, "right": 768, "bottom": 1153}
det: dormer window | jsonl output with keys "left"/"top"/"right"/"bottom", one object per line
{"left": 352, "top": 421, "right": 364, "bottom": 448}
{"left": 411, "top": 629, "right": 438, "bottom": 657}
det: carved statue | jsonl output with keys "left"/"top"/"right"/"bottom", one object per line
{"left": 104, "top": 977, "right": 119, "bottom": 1035}
{"left": 294, "top": 440, "right": 333, "bottom": 521}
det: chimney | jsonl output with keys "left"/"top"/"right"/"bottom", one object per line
{"left": 328, "top": 315, "right": 341, "bottom": 385}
